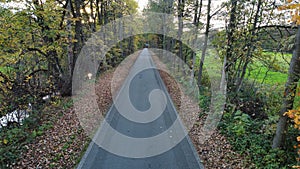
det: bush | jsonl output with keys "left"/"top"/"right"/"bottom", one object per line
{"left": 220, "top": 110, "right": 297, "bottom": 168}
{"left": 0, "top": 127, "right": 30, "bottom": 168}
{"left": 0, "top": 108, "right": 54, "bottom": 168}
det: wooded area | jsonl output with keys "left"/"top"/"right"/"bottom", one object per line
{"left": 0, "top": 0, "right": 300, "bottom": 168}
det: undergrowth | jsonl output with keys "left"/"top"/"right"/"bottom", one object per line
{"left": 0, "top": 98, "right": 73, "bottom": 168}
{"left": 219, "top": 81, "right": 298, "bottom": 168}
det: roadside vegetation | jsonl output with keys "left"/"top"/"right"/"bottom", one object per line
{"left": 0, "top": 98, "right": 74, "bottom": 168}
{"left": 1, "top": 0, "right": 300, "bottom": 168}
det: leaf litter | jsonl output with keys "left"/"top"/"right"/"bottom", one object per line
{"left": 13, "top": 50, "right": 254, "bottom": 168}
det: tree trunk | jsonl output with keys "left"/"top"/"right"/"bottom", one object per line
{"left": 90, "top": 0, "right": 96, "bottom": 32}
{"left": 60, "top": 0, "right": 74, "bottom": 97}
{"left": 197, "top": 0, "right": 202, "bottom": 26}
{"left": 225, "top": 0, "right": 237, "bottom": 91}
{"left": 67, "top": 0, "right": 73, "bottom": 77}
{"left": 74, "top": 0, "right": 83, "bottom": 57}
{"left": 197, "top": 0, "right": 211, "bottom": 88}
{"left": 272, "top": 26, "right": 300, "bottom": 148}
{"left": 193, "top": 0, "right": 199, "bottom": 25}
{"left": 177, "top": 0, "right": 185, "bottom": 61}
{"left": 61, "top": 0, "right": 83, "bottom": 96}
{"left": 190, "top": 0, "right": 202, "bottom": 85}
{"left": 178, "top": 0, "right": 185, "bottom": 73}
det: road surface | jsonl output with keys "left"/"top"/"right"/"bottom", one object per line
{"left": 77, "top": 49, "right": 204, "bottom": 169}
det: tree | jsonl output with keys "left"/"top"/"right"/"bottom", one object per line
{"left": 0, "top": 1, "right": 66, "bottom": 112}
{"left": 272, "top": 26, "right": 300, "bottom": 148}
{"left": 272, "top": 1, "right": 300, "bottom": 149}
{"left": 177, "top": 0, "right": 185, "bottom": 62}
{"left": 0, "top": 0, "right": 139, "bottom": 116}
{"left": 190, "top": 0, "right": 203, "bottom": 85}
{"left": 197, "top": 0, "right": 211, "bottom": 87}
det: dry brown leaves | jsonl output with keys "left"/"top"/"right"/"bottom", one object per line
{"left": 12, "top": 51, "right": 140, "bottom": 168}
{"left": 151, "top": 51, "right": 255, "bottom": 169}
{"left": 13, "top": 50, "right": 254, "bottom": 168}
{"left": 13, "top": 106, "right": 90, "bottom": 169}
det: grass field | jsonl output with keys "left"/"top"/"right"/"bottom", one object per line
{"left": 197, "top": 51, "right": 292, "bottom": 85}
{"left": 248, "top": 52, "right": 300, "bottom": 108}
{"left": 248, "top": 52, "right": 292, "bottom": 85}
{"left": 198, "top": 50, "right": 299, "bottom": 108}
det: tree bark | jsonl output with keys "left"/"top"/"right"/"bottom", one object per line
{"left": 197, "top": 0, "right": 203, "bottom": 27}
{"left": 225, "top": 0, "right": 237, "bottom": 90}
{"left": 190, "top": 0, "right": 202, "bottom": 85}
{"left": 61, "top": 0, "right": 83, "bottom": 96}
{"left": 197, "top": 0, "right": 211, "bottom": 88}
{"left": 67, "top": 0, "right": 73, "bottom": 77}
{"left": 272, "top": 26, "right": 300, "bottom": 148}
{"left": 177, "top": 0, "right": 185, "bottom": 61}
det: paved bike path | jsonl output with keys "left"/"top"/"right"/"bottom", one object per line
{"left": 77, "top": 49, "right": 204, "bottom": 169}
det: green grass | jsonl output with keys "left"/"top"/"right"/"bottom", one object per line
{"left": 249, "top": 67, "right": 288, "bottom": 85}
{"left": 195, "top": 50, "right": 291, "bottom": 85}
{"left": 248, "top": 51, "right": 300, "bottom": 108}
{"left": 248, "top": 52, "right": 292, "bottom": 85}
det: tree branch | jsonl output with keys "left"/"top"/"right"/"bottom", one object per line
{"left": 256, "top": 25, "right": 298, "bottom": 30}
{"left": 27, "top": 47, "right": 48, "bottom": 58}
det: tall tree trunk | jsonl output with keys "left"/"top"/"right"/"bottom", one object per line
{"left": 190, "top": 0, "right": 202, "bottom": 85}
{"left": 90, "top": 0, "right": 96, "bottom": 32}
{"left": 96, "top": 0, "right": 100, "bottom": 25}
{"left": 197, "top": 0, "right": 211, "bottom": 88}
{"left": 162, "top": 0, "right": 174, "bottom": 52}
{"left": 67, "top": 0, "right": 74, "bottom": 77}
{"left": 225, "top": 0, "right": 237, "bottom": 92}
{"left": 61, "top": 0, "right": 83, "bottom": 96}
{"left": 197, "top": 0, "right": 203, "bottom": 25}
{"left": 177, "top": 0, "right": 185, "bottom": 73}
{"left": 177, "top": 0, "right": 185, "bottom": 61}
{"left": 272, "top": 26, "right": 300, "bottom": 149}
{"left": 193, "top": 0, "right": 199, "bottom": 25}
{"left": 74, "top": 0, "right": 83, "bottom": 57}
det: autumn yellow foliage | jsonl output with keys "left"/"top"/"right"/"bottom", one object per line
{"left": 278, "top": 1, "right": 300, "bottom": 25}
{"left": 285, "top": 108, "right": 300, "bottom": 129}
{"left": 284, "top": 88, "right": 300, "bottom": 167}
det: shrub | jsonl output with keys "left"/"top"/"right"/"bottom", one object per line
{"left": 220, "top": 110, "right": 296, "bottom": 168}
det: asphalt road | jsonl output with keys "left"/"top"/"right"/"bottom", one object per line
{"left": 77, "top": 49, "right": 204, "bottom": 169}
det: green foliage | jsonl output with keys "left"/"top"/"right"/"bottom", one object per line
{"left": 0, "top": 129, "right": 23, "bottom": 167}
{"left": 62, "top": 99, "right": 73, "bottom": 110}
{"left": 198, "top": 86, "right": 211, "bottom": 112}
{"left": 0, "top": 0, "right": 141, "bottom": 167}
{"left": 248, "top": 52, "right": 292, "bottom": 85}
{"left": 220, "top": 110, "right": 296, "bottom": 168}
{"left": 0, "top": 127, "right": 30, "bottom": 168}
{"left": 219, "top": 80, "right": 299, "bottom": 168}
{"left": 226, "top": 110, "right": 250, "bottom": 136}
{"left": 0, "top": 0, "right": 67, "bottom": 119}
{"left": 219, "top": 77, "right": 299, "bottom": 168}
{"left": 0, "top": 109, "right": 55, "bottom": 167}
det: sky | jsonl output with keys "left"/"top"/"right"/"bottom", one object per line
{"left": 136, "top": 0, "right": 149, "bottom": 11}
